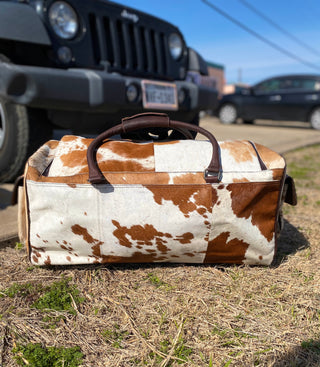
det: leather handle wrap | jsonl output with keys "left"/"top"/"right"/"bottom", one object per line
{"left": 122, "top": 112, "right": 170, "bottom": 132}
{"left": 87, "top": 113, "right": 222, "bottom": 184}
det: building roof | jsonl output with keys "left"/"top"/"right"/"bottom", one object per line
{"left": 206, "top": 61, "right": 224, "bottom": 70}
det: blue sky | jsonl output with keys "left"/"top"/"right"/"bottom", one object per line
{"left": 114, "top": 0, "right": 320, "bottom": 85}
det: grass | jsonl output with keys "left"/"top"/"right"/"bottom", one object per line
{"left": 0, "top": 276, "right": 84, "bottom": 316}
{"left": 155, "top": 337, "right": 193, "bottom": 364}
{"left": 0, "top": 144, "right": 320, "bottom": 366}
{"left": 12, "top": 343, "right": 83, "bottom": 367}
{"left": 0, "top": 282, "right": 38, "bottom": 299}
{"left": 102, "top": 324, "right": 130, "bottom": 349}
{"left": 301, "top": 339, "right": 320, "bottom": 355}
{"left": 147, "top": 272, "right": 173, "bottom": 291}
{"left": 32, "top": 276, "right": 85, "bottom": 314}
{"left": 286, "top": 145, "right": 320, "bottom": 190}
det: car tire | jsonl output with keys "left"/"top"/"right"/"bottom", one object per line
{"left": 218, "top": 104, "right": 237, "bottom": 124}
{"left": 0, "top": 54, "right": 53, "bottom": 182}
{"left": 0, "top": 97, "right": 30, "bottom": 182}
{"left": 0, "top": 100, "right": 53, "bottom": 182}
{"left": 309, "top": 107, "right": 320, "bottom": 130}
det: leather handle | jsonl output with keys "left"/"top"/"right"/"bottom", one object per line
{"left": 122, "top": 112, "right": 194, "bottom": 140}
{"left": 87, "top": 113, "right": 222, "bottom": 184}
{"left": 122, "top": 112, "right": 170, "bottom": 133}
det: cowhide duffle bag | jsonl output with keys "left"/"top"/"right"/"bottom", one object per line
{"left": 17, "top": 112, "right": 297, "bottom": 266}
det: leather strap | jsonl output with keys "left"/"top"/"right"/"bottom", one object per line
{"left": 248, "top": 141, "right": 267, "bottom": 171}
{"left": 122, "top": 112, "right": 194, "bottom": 140}
{"left": 122, "top": 112, "right": 170, "bottom": 133}
{"left": 87, "top": 113, "right": 222, "bottom": 184}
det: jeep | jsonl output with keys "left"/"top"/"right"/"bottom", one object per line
{"left": 0, "top": 0, "right": 218, "bottom": 182}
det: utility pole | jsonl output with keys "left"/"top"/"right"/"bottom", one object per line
{"left": 238, "top": 68, "right": 242, "bottom": 83}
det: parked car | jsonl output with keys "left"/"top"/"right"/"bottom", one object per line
{"left": 0, "top": 0, "right": 218, "bottom": 182}
{"left": 217, "top": 74, "right": 320, "bottom": 130}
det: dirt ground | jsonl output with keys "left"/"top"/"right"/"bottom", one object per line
{"left": 0, "top": 145, "right": 319, "bottom": 367}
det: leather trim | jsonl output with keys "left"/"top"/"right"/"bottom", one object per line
{"left": 284, "top": 175, "right": 297, "bottom": 206}
{"left": 248, "top": 141, "right": 268, "bottom": 171}
{"left": 23, "top": 166, "right": 32, "bottom": 261}
{"left": 11, "top": 174, "right": 24, "bottom": 205}
{"left": 272, "top": 167, "right": 287, "bottom": 264}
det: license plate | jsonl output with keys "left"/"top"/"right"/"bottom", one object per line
{"left": 142, "top": 80, "right": 178, "bottom": 110}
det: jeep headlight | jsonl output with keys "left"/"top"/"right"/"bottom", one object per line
{"left": 49, "top": 1, "right": 79, "bottom": 39}
{"left": 168, "top": 33, "right": 183, "bottom": 60}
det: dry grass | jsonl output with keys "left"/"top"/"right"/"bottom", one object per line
{"left": 1, "top": 145, "right": 320, "bottom": 366}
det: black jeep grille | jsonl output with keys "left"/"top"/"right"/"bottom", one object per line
{"left": 88, "top": 14, "right": 173, "bottom": 79}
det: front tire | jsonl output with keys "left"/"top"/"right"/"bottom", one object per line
{"left": 0, "top": 98, "right": 30, "bottom": 182}
{"left": 218, "top": 103, "right": 237, "bottom": 124}
{"left": 310, "top": 107, "right": 320, "bottom": 130}
{"left": 0, "top": 54, "right": 54, "bottom": 182}
{"left": 0, "top": 101, "right": 53, "bottom": 182}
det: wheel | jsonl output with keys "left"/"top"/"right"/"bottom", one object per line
{"left": 310, "top": 107, "right": 320, "bottom": 130}
{"left": 0, "top": 97, "right": 30, "bottom": 182}
{"left": 243, "top": 119, "right": 254, "bottom": 125}
{"left": 0, "top": 101, "right": 53, "bottom": 182}
{"left": 0, "top": 54, "right": 53, "bottom": 182}
{"left": 218, "top": 103, "right": 237, "bottom": 124}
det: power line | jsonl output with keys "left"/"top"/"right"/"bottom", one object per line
{"left": 201, "top": 0, "right": 320, "bottom": 73}
{"left": 238, "top": 0, "right": 320, "bottom": 57}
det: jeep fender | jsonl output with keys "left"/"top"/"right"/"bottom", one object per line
{"left": 188, "top": 48, "right": 209, "bottom": 75}
{"left": 0, "top": 2, "right": 50, "bottom": 45}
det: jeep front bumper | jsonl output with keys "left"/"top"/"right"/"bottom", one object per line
{"left": 0, "top": 63, "right": 218, "bottom": 114}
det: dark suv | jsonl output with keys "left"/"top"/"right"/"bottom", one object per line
{"left": 217, "top": 74, "right": 320, "bottom": 130}
{"left": 0, "top": 0, "right": 217, "bottom": 182}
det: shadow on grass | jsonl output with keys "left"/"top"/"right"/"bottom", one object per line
{"left": 264, "top": 338, "right": 320, "bottom": 366}
{"left": 272, "top": 219, "right": 310, "bottom": 267}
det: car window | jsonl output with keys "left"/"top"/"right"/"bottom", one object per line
{"left": 280, "top": 78, "right": 320, "bottom": 91}
{"left": 280, "top": 78, "right": 297, "bottom": 90}
{"left": 300, "top": 79, "right": 320, "bottom": 90}
{"left": 254, "top": 79, "right": 281, "bottom": 93}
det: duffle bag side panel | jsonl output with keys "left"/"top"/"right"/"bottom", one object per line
{"left": 25, "top": 178, "right": 283, "bottom": 266}
{"left": 25, "top": 181, "right": 214, "bottom": 265}
{"left": 205, "top": 180, "right": 282, "bottom": 265}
